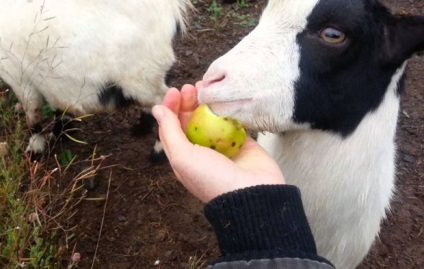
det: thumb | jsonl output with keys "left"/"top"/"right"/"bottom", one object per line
{"left": 152, "top": 105, "right": 193, "bottom": 161}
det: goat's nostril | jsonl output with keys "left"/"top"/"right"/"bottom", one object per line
{"left": 203, "top": 72, "right": 226, "bottom": 88}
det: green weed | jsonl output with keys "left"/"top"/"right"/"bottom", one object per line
{"left": 236, "top": 0, "right": 249, "bottom": 8}
{"left": 232, "top": 13, "right": 257, "bottom": 28}
{"left": 42, "top": 103, "right": 56, "bottom": 120}
{"left": 59, "top": 149, "right": 77, "bottom": 167}
{"left": 207, "top": 1, "right": 223, "bottom": 21}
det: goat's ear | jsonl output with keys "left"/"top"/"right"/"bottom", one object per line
{"left": 381, "top": 15, "right": 424, "bottom": 65}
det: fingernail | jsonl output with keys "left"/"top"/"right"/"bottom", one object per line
{"left": 152, "top": 106, "right": 164, "bottom": 122}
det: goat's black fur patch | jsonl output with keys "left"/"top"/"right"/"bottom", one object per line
{"left": 293, "top": 0, "right": 423, "bottom": 137}
{"left": 150, "top": 147, "right": 167, "bottom": 164}
{"left": 31, "top": 123, "right": 43, "bottom": 134}
{"left": 176, "top": 21, "right": 182, "bottom": 36}
{"left": 98, "top": 83, "right": 135, "bottom": 108}
{"left": 165, "top": 65, "right": 175, "bottom": 87}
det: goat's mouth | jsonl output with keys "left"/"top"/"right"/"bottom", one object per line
{"left": 204, "top": 97, "right": 253, "bottom": 106}
{"left": 205, "top": 98, "right": 253, "bottom": 114}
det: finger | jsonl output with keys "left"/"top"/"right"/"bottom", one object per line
{"left": 162, "top": 87, "right": 181, "bottom": 114}
{"left": 180, "top": 84, "right": 198, "bottom": 112}
{"left": 180, "top": 84, "right": 198, "bottom": 129}
{"left": 195, "top": 80, "right": 203, "bottom": 90}
{"left": 152, "top": 105, "right": 193, "bottom": 162}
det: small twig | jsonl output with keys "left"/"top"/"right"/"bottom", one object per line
{"left": 196, "top": 28, "right": 215, "bottom": 32}
{"left": 90, "top": 171, "right": 112, "bottom": 269}
{"left": 137, "top": 188, "right": 153, "bottom": 203}
{"left": 418, "top": 226, "right": 423, "bottom": 237}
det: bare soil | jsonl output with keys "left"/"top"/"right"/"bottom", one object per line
{"left": 54, "top": 1, "right": 424, "bottom": 268}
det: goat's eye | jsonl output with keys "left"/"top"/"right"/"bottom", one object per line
{"left": 320, "top": 28, "right": 346, "bottom": 44}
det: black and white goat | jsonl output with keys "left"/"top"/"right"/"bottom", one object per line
{"left": 0, "top": 0, "right": 191, "bottom": 158}
{"left": 199, "top": 0, "right": 424, "bottom": 268}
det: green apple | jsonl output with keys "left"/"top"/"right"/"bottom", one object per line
{"left": 185, "top": 104, "right": 247, "bottom": 158}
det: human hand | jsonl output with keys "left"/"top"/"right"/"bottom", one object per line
{"left": 152, "top": 82, "right": 285, "bottom": 203}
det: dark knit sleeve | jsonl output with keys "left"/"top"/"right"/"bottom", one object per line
{"left": 204, "top": 185, "right": 333, "bottom": 266}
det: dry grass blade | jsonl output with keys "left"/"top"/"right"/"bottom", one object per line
{"left": 90, "top": 171, "right": 113, "bottom": 269}
{"left": 0, "top": 88, "right": 112, "bottom": 268}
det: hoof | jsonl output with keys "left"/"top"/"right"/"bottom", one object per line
{"left": 131, "top": 112, "right": 155, "bottom": 137}
{"left": 149, "top": 140, "right": 168, "bottom": 164}
{"left": 26, "top": 134, "right": 46, "bottom": 161}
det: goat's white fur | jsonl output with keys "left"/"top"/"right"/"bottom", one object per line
{"left": 0, "top": 0, "right": 191, "bottom": 153}
{"left": 258, "top": 64, "right": 405, "bottom": 268}
{"left": 200, "top": 0, "right": 406, "bottom": 268}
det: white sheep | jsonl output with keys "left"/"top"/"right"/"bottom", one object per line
{"left": 0, "top": 0, "right": 191, "bottom": 158}
{"left": 199, "top": 0, "right": 424, "bottom": 268}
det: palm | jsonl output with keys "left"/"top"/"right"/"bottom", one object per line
{"left": 159, "top": 83, "right": 285, "bottom": 203}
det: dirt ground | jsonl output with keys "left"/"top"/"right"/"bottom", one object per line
{"left": 50, "top": 1, "right": 424, "bottom": 268}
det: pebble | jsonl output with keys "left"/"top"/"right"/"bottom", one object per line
{"left": 403, "top": 154, "right": 416, "bottom": 163}
{"left": 194, "top": 22, "right": 203, "bottom": 30}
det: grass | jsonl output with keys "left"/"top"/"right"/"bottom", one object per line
{"left": 207, "top": 0, "right": 223, "bottom": 21}
{"left": 204, "top": 0, "right": 256, "bottom": 28}
{"left": 232, "top": 13, "right": 256, "bottom": 28}
{"left": 0, "top": 89, "right": 110, "bottom": 268}
{"left": 236, "top": 0, "right": 249, "bottom": 8}
{"left": 188, "top": 254, "right": 208, "bottom": 269}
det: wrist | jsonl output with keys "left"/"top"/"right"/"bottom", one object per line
{"left": 204, "top": 185, "right": 317, "bottom": 255}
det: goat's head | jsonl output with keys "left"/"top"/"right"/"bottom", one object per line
{"left": 200, "top": 0, "right": 424, "bottom": 136}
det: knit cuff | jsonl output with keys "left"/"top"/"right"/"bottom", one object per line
{"left": 204, "top": 185, "right": 317, "bottom": 256}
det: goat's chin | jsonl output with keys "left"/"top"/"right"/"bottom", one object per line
{"left": 250, "top": 121, "right": 311, "bottom": 135}
{"left": 205, "top": 99, "right": 252, "bottom": 116}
